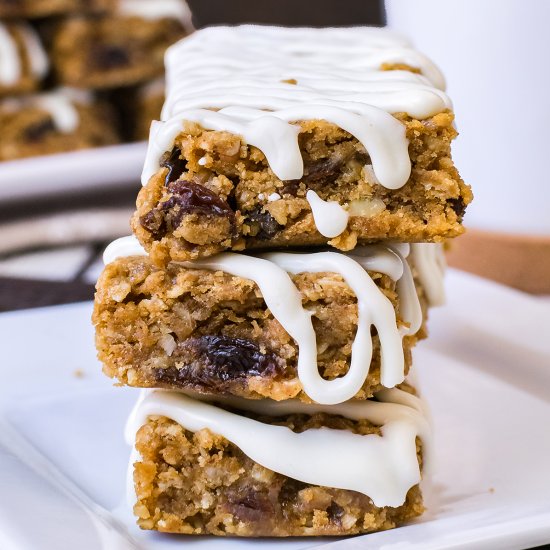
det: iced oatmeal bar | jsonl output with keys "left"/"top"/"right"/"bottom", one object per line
{"left": 93, "top": 237, "right": 440, "bottom": 404}
{"left": 129, "top": 387, "right": 428, "bottom": 536}
{"left": 133, "top": 26, "right": 472, "bottom": 264}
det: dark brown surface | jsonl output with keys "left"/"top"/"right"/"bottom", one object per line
{"left": 0, "top": 186, "right": 136, "bottom": 223}
{"left": 0, "top": 187, "right": 135, "bottom": 312}
{"left": 0, "top": 277, "right": 94, "bottom": 312}
{"left": 187, "top": 0, "right": 385, "bottom": 28}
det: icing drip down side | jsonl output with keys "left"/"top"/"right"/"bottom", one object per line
{"left": 410, "top": 243, "right": 446, "bottom": 306}
{"left": 126, "top": 387, "right": 431, "bottom": 508}
{"left": 103, "top": 236, "right": 438, "bottom": 405}
{"left": 257, "top": 250, "right": 405, "bottom": 401}
{"left": 142, "top": 25, "right": 451, "bottom": 189}
{"left": 143, "top": 104, "right": 410, "bottom": 188}
{"left": 306, "top": 190, "right": 349, "bottom": 238}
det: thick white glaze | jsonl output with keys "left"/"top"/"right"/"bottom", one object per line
{"left": 142, "top": 25, "right": 450, "bottom": 190}
{"left": 0, "top": 23, "right": 21, "bottom": 85}
{"left": 103, "top": 236, "right": 429, "bottom": 404}
{"left": 410, "top": 243, "right": 446, "bottom": 306}
{"left": 103, "top": 235, "right": 147, "bottom": 264}
{"left": 306, "top": 190, "right": 349, "bottom": 238}
{"left": 163, "top": 25, "right": 446, "bottom": 91}
{"left": 126, "top": 387, "right": 430, "bottom": 508}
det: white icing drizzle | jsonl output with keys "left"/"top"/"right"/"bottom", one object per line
{"left": 376, "top": 386, "right": 432, "bottom": 429}
{"left": 388, "top": 242, "right": 411, "bottom": 258}
{"left": 1, "top": 88, "right": 91, "bottom": 133}
{"left": 306, "top": 190, "right": 349, "bottom": 238}
{"left": 18, "top": 23, "right": 49, "bottom": 79}
{"left": 349, "top": 245, "right": 404, "bottom": 281}
{"left": 103, "top": 235, "right": 146, "bottom": 264}
{"left": 142, "top": 25, "right": 450, "bottom": 189}
{"left": 349, "top": 245, "right": 422, "bottom": 336}
{"left": 118, "top": 0, "right": 192, "bottom": 25}
{"left": 143, "top": 105, "right": 410, "bottom": 188}
{"left": 409, "top": 243, "right": 446, "bottom": 306}
{"left": 162, "top": 76, "right": 450, "bottom": 120}
{"left": 126, "top": 387, "right": 430, "bottom": 508}
{"left": 0, "top": 23, "right": 21, "bottom": 85}
{"left": 103, "top": 236, "right": 425, "bottom": 404}
{"left": 260, "top": 251, "right": 404, "bottom": 401}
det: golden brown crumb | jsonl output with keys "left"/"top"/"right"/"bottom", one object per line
{"left": 133, "top": 414, "right": 424, "bottom": 536}
{"left": 132, "top": 113, "right": 472, "bottom": 264}
{"left": 93, "top": 255, "right": 428, "bottom": 401}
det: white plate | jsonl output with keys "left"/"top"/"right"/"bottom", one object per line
{"left": 0, "top": 269, "right": 549, "bottom": 550}
{"left": 0, "top": 142, "right": 147, "bottom": 203}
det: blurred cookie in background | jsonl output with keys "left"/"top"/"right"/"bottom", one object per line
{"left": 0, "top": 87, "right": 119, "bottom": 161}
{"left": 0, "top": 21, "right": 48, "bottom": 96}
{"left": 0, "top": 0, "right": 192, "bottom": 162}
{"left": 49, "top": 2, "right": 191, "bottom": 90}
{"left": 0, "top": 0, "right": 113, "bottom": 18}
{"left": 133, "top": 77, "right": 163, "bottom": 140}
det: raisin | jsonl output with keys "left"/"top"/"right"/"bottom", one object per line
{"left": 161, "top": 147, "right": 187, "bottom": 186}
{"left": 303, "top": 148, "right": 365, "bottom": 184}
{"left": 185, "top": 335, "right": 283, "bottom": 378}
{"left": 24, "top": 119, "right": 56, "bottom": 141}
{"left": 302, "top": 156, "right": 345, "bottom": 184}
{"left": 225, "top": 487, "right": 274, "bottom": 523}
{"left": 139, "top": 209, "right": 166, "bottom": 240}
{"left": 140, "top": 180, "right": 235, "bottom": 240}
{"left": 155, "top": 335, "right": 285, "bottom": 393}
{"left": 280, "top": 180, "right": 300, "bottom": 197}
{"left": 167, "top": 180, "right": 233, "bottom": 217}
{"left": 326, "top": 501, "right": 345, "bottom": 524}
{"left": 278, "top": 478, "right": 308, "bottom": 505}
{"left": 447, "top": 197, "right": 466, "bottom": 220}
{"left": 283, "top": 149, "right": 367, "bottom": 191}
{"left": 247, "top": 206, "right": 282, "bottom": 240}
{"left": 93, "top": 44, "right": 129, "bottom": 69}
{"left": 278, "top": 478, "right": 308, "bottom": 519}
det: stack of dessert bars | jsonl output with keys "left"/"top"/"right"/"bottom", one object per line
{"left": 93, "top": 25, "right": 472, "bottom": 538}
